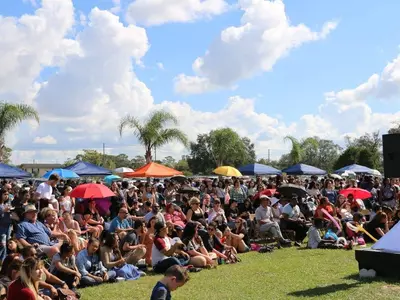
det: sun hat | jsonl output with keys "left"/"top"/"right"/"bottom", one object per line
{"left": 260, "top": 195, "right": 270, "bottom": 201}
{"left": 270, "top": 197, "right": 280, "bottom": 206}
{"left": 23, "top": 204, "right": 37, "bottom": 214}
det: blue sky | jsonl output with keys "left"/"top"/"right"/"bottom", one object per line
{"left": 1, "top": 0, "right": 400, "bottom": 164}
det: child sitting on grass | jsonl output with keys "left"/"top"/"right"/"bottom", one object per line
{"left": 150, "top": 265, "right": 189, "bottom": 300}
{"left": 307, "top": 219, "right": 352, "bottom": 250}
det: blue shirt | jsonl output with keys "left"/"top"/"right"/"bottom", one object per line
{"left": 151, "top": 281, "right": 171, "bottom": 300}
{"left": 109, "top": 216, "right": 131, "bottom": 233}
{"left": 76, "top": 249, "right": 106, "bottom": 276}
{"left": 16, "top": 220, "right": 54, "bottom": 246}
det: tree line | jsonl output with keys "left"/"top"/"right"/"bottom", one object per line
{"left": 0, "top": 103, "right": 399, "bottom": 173}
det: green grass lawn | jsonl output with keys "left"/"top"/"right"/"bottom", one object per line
{"left": 80, "top": 248, "right": 400, "bottom": 300}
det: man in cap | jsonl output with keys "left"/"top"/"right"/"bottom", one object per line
{"left": 255, "top": 195, "right": 291, "bottom": 246}
{"left": 16, "top": 205, "right": 60, "bottom": 257}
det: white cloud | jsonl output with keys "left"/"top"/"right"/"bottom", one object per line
{"left": 0, "top": 0, "right": 76, "bottom": 102}
{"left": 156, "top": 62, "right": 164, "bottom": 70}
{"left": 174, "top": 0, "right": 337, "bottom": 94}
{"left": 126, "top": 0, "right": 229, "bottom": 26}
{"left": 33, "top": 135, "right": 57, "bottom": 145}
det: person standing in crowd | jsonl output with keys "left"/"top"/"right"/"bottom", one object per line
{"left": 0, "top": 189, "right": 12, "bottom": 263}
{"left": 36, "top": 174, "right": 60, "bottom": 210}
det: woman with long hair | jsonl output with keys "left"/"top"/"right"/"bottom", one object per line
{"left": 100, "top": 233, "right": 143, "bottom": 280}
{"left": 8, "top": 257, "right": 50, "bottom": 300}
{"left": 143, "top": 217, "right": 156, "bottom": 266}
{"left": 181, "top": 222, "right": 216, "bottom": 268}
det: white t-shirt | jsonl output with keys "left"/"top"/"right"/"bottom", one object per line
{"left": 282, "top": 204, "right": 300, "bottom": 220}
{"left": 152, "top": 236, "right": 171, "bottom": 266}
{"left": 36, "top": 182, "right": 52, "bottom": 199}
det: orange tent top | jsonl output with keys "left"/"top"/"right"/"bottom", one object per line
{"left": 123, "top": 162, "right": 183, "bottom": 178}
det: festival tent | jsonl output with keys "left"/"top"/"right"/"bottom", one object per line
{"left": 334, "top": 164, "right": 373, "bottom": 175}
{"left": 65, "top": 161, "right": 112, "bottom": 176}
{"left": 372, "top": 222, "right": 400, "bottom": 253}
{"left": 238, "top": 163, "right": 281, "bottom": 175}
{"left": 124, "top": 162, "right": 182, "bottom": 178}
{"left": 0, "top": 163, "right": 31, "bottom": 178}
{"left": 282, "top": 163, "right": 326, "bottom": 175}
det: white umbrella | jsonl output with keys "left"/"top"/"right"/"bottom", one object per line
{"left": 329, "top": 174, "right": 342, "bottom": 179}
{"left": 114, "top": 167, "right": 134, "bottom": 173}
{"left": 341, "top": 170, "right": 356, "bottom": 177}
{"left": 371, "top": 169, "right": 382, "bottom": 177}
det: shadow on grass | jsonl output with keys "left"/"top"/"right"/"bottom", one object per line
{"left": 287, "top": 282, "right": 362, "bottom": 297}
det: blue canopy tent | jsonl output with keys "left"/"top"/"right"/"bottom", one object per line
{"left": 65, "top": 161, "right": 112, "bottom": 176}
{"left": 238, "top": 163, "right": 281, "bottom": 175}
{"left": 282, "top": 163, "right": 327, "bottom": 175}
{"left": 0, "top": 163, "right": 31, "bottom": 178}
{"left": 334, "top": 164, "right": 373, "bottom": 174}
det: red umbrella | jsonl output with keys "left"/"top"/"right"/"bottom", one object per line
{"left": 253, "top": 189, "right": 277, "bottom": 200}
{"left": 339, "top": 188, "right": 372, "bottom": 200}
{"left": 70, "top": 183, "right": 115, "bottom": 199}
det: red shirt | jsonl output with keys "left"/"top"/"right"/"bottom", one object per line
{"left": 314, "top": 205, "right": 334, "bottom": 220}
{"left": 7, "top": 278, "right": 36, "bottom": 300}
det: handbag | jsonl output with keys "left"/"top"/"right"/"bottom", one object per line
{"left": 57, "top": 288, "right": 79, "bottom": 300}
{"left": 224, "top": 248, "right": 240, "bottom": 264}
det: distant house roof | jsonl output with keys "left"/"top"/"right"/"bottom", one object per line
{"left": 20, "top": 163, "right": 63, "bottom": 169}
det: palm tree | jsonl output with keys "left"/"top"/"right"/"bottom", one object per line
{"left": 118, "top": 110, "right": 189, "bottom": 163}
{"left": 283, "top": 136, "right": 318, "bottom": 165}
{"left": 0, "top": 102, "right": 40, "bottom": 162}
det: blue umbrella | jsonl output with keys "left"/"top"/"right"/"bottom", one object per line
{"left": 43, "top": 168, "right": 80, "bottom": 179}
{"left": 334, "top": 164, "right": 373, "bottom": 174}
{"left": 238, "top": 163, "right": 281, "bottom": 175}
{"left": 104, "top": 175, "right": 121, "bottom": 184}
{"left": 282, "top": 163, "right": 326, "bottom": 175}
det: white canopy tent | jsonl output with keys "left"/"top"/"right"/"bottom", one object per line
{"left": 372, "top": 222, "right": 400, "bottom": 253}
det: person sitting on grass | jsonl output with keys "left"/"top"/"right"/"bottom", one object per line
{"left": 49, "top": 242, "right": 81, "bottom": 293}
{"left": 150, "top": 265, "right": 189, "bottom": 300}
{"left": 255, "top": 196, "right": 291, "bottom": 246}
{"left": 307, "top": 219, "right": 352, "bottom": 250}
{"left": 181, "top": 222, "right": 216, "bottom": 269}
{"left": 363, "top": 211, "right": 389, "bottom": 243}
{"left": 76, "top": 237, "right": 116, "bottom": 287}
{"left": 109, "top": 208, "right": 133, "bottom": 240}
{"left": 119, "top": 220, "right": 147, "bottom": 265}
{"left": 151, "top": 222, "right": 189, "bottom": 274}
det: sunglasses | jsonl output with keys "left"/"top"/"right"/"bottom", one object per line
{"left": 207, "top": 228, "right": 215, "bottom": 231}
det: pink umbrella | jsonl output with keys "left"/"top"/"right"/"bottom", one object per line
{"left": 339, "top": 188, "right": 372, "bottom": 200}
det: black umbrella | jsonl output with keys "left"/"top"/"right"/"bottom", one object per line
{"left": 178, "top": 186, "right": 200, "bottom": 194}
{"left": 277, "top": 184, "right": 308, "bottom": 198}
{"left": 170, "top": 175, "right": 187, "bottom": 183}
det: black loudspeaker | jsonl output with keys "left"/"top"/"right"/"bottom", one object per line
{"left": 382, "top": 134, "right": 400, "bottom": 178}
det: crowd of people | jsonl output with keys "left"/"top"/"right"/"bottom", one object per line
{"left": 0, "top": 173, "right": 399, "bottom": 299}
